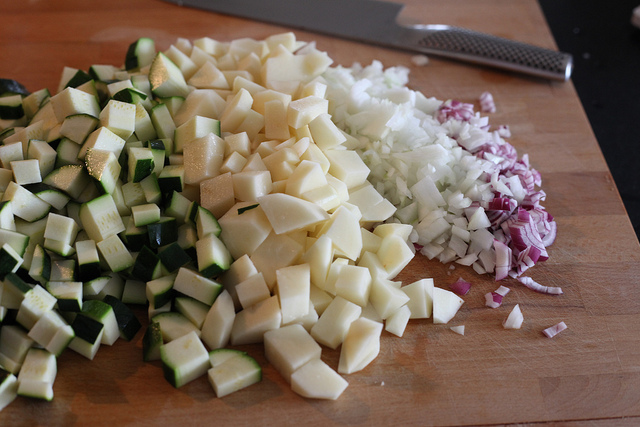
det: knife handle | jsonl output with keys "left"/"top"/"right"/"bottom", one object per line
{"left": 410, "top": 25, "right": 573, "bottom": 81}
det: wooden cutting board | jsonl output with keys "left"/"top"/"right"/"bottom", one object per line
{"left": 1, "top": 0, "right": 639, "bottom": 425}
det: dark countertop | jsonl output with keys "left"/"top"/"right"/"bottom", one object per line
{"left": 540, "top": 0, "right": 640, "bottom": 239}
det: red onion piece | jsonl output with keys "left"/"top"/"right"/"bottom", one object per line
{"left": 542, "top": 321, "right": 567, "bottom": 338}
{"left": 484, "top": 292, "right": 503, "bottom": 308}
{"left": 450, "top": 277, "right": 472, "bottom": 295}
{"left": 436, "top": 99, "right": 475, "bottom": 123}
{"left": 479, "top": 91, "right": 496, "bottom": 113}
{"left": 517, "top": 276, "right": 563, "bottom": 295}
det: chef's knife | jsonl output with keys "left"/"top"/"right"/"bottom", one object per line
{"left": 160, "top": 0, "right": 573, "bottom": 81}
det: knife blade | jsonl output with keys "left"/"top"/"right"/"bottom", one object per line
{"left": 160, "top": 0, "right": 573, "bottom": 81}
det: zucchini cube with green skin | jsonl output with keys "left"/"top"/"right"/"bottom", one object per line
{"left": 0, "top": 368, "right": 18, "bottom": 411}
{"left": 196, "top": 233, "right": 232, "bottom": 278}
{"left": 158, "top": 165, "right": 185, "bottom": 196}
{"left": 0, "top": 94, "right": 25, "bottom": 120}
{"left": 28, "top": 244, "right": 51, "bottom": 285}
{"left": 28, "top": 309, "right": 75, "bottom": 356}
{"left": 174, "top": 267, "right": 222, "bottom": 306}
{"left": 27, "top": 140, "right": 57, "bottom": 178}
{"left": 146, "top": 274, "right": 176, "bottom": 308}
{"left": 99, "top": 99, "right": 136, "bottom": 141}
{"left": 49, "top": 86, "right": 101, "bottom": 123}
{"left": 46, "top": 281, "right": 83, "bottom": 312}
{"left": 44, "top": 212, "right": 79, "bottom": 245}
{"left": 147, "top": 217, "right": 178, "bottom": 249}
{"left": 131, "top": 203, "right": 161, "bottom": 227}
{"left": 85, "top": 148, "right": 121, "bottom": 195}
{"left": 174, "top": 296, "right": 210, "bottom": 329}
{"left": 17, "top": 348, "right": 57, "bottom": 401}
{"left": 196, "top": 205, "right": 221, "bottom": 239}
{"left": 16, "top": 284, "right": 57, "bottom": 330}
{"left": 160, "top": 330, "right": 209, "bottom": 388}
{"left": 1, "top": 243, "right": 25, "bottom": 282}
{"left": 75, "top": 239, "right": 101, "bottom": 282}
{"left": 140, "top": 172, "right": 162, "bottom": 205}
{"left": 208, "top": 351, "right": 262, "bottom": 398}
{"left": 0, "top": 228, "right": 29, "bottom": 257}
{"left": 68, "top": 313, "right": 104, "bottom": 360}
{"left": 102, "top": 295, "right": 142, "bottom": 341}
{"left": 79, "top": 126, "right": 126, "bottom": 161}
{"left": 142, "top": 321, "right": 163, "bottom": 362}
{"left": 1, "top": 273, "right": 33, "bottom": 309}
{"left": 96, "top": 234, "right": 134, "bottom": 273}
{"left": 81, "top": 299, "right": 119, "bottom": 346}
{"left": 152, "top": 311, "right": 200, "bottom": 342}
{"left": 149, "top": 52, "right": 190, "bottom": 99}
{"left": 59, "top": 113, "right": 99, "bottom": 144}
{"left": 0, "top": 200, "right": 14, "bottom": 231}
{"left": 125, "top": 37, "right": 156, "bottom": 71}
{"left": 131, "top": 245, "right": 162, "bottom": 282}
{"left": 127, "top": 146, "right": 156, "bottom": 183}
{"left": 150, "top": 103, "right": 176, "bottom": 141}
{"left": 133, "top": 101, "right": 157, "bottom": 141}
{"left": 2, "top": 182, "right": 50, "bottom": 222}
{"left": 158, "top": 242, "right": 192, "bottom": 273}
{"left": 79, "top": 194, "right": 125, "bottom": 242}
{"left": 43, "top": 164, "right": 91, "bottom": 200}
{"left": 0, "top": 325, "right": 35, "bottom": 374}
{"left": 10, "top": 159, "right": 42, "bottom": 185}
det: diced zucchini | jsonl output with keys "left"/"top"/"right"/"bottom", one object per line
{"left": 140, "top": 173, "right": 162, "bottom": 205}
{"left": 173, "top": 266, "right": 222, "bottom": 305}
{"left": 174, "top": 296, "right": 210, "bottom": 329}
{"left": 196, "top": 233, "right": 232, "bottom": 278}
{"left": 121, "top": 279, "right": 147, "bottom": 305}
{"left": 54, "top": 137, "right": 83, "bottom": 167}
{"left": 125, "top": 37, "right": 156, "bottom": 71}
{"left": 27, "top": 309, "right": 75, "bottom": 356}
{"left": 96, "top": 234, "right": 134, "bottom": 273}
{"left": 49, "top": 86, "right": 100, "bottom": 123}
{"left": 43, "top": 164, "right": 90, "bottom": 199}
{"left": 49, "top": 259, "right": 76, "bottom": 281}
{"left": 146, "top": 274, "right": 175, "bottom": 308}
{"left": 75, "top": 239, "right": 101, "bottom": 282}
{"left": 1, "top": 272, "right": 33, "bottom": 309}
{"left": 64, "top": 69, "right": 93, "bottom": 89}
{"left": 150, "top": 103, "right": 176, "bottom": 140}
{"left": 81, "top": 299, "right": 119, "bottom": 346}
{"left": 0, "top": 368, "right": 18, "bottom": 411}
{"left": 24, "top": 183, "right": 71, "bottom": 211}
{"left": 46, "top": 281, "right": 83, "bottom": 312}
{"left": 157, "top": 165, "right": 185, "bottom": 196}
{"left": 149, "top": 52, "right": 190, "bottom": 98}
{"left": 0, "top": 228, "right": 30, "bottom": 257}
{"left": 59, "top": 113, "right": 99, "bottom": 144}
{"left": 68, "top": 313, "right": 104, "bottom": 360}
{"left": 131, "top": 245, "right": 162, "bottom": 282}
{"left": 16, "top": 348, "right": 57, "bottom": 401}
{"left": 208, "top": 351, "right": 261, "bottom": 398}
{"left": 16, "top": 284, "right": 57, "bottom": 330}
{"left": 2, "top": 182, "right": 50, "bottom": 222}
{"left": 157, "top": 242, "right": 192, "bottom": 273}
{"left": 0, "top": 243, "right": 24, "bottom": 281}
{"left": 147, "top": 216, "right": 178, "bottom": 249}
{"left": 102, "top": 295, "right": 142, "bottom": 341}
{"left": 79, "top": 126, "right": 126, "bottom": 161}
{"left": 131, "top": 203, "right": 160, "bottom": 227}
{"left": 79, "top": 194, "right": 125, "bottom": 242}
{"left": 160, "top": 330, "right": 209, "bottom": 388}
{"left": 85, "top": 148, "right": 121, "bottom": 195}
{"left": 28, "top": 244, "right": 51, "bottom": 285}
{"left": 142, "top": 321, "right": 163, "bottom": 362}
{"left": 151, "top": 311, "right": 200, "bottom": 342}
{"left": 0, "top": 324, "right": 35, "bottom": 374}
{"left": 0, "top": 94, "right": 25, "bottom": 121}
{"left": 196, "top": 208, "right": 221, "bottom": 244}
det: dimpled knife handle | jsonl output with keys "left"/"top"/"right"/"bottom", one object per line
{"left": 416, "top": 25, "right": 573, "bottom": 81}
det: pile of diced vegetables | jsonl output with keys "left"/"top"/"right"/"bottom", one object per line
{"left": 0, "top": 33, "right": 560, "bottom": 410}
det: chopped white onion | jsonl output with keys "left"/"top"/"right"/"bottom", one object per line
{"left": 503, "top": 304, "right": 524, "bottom": 329}
{"left": 449, "top": 325, "right": 465, "bottom": 335}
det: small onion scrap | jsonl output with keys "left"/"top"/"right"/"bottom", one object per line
{"left": 517, "top": 276, "right": 563, "bottom": 295}
{"left": 542, "top": 321, "right": 567, "bottom": 338}
{"left": 503, "top": 304, "right": 524, "bottom": 329}
{"left": 450, "top": 277, "right": 472, "bottom": 295}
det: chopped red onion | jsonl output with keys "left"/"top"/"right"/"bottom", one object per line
{"left": 493, "top": 240, "right": 512, "bottom": 281}
{"left": 542, "top": 321, "right": 567, "bottom": 338}
{"left": 494, "top": 285, "right": 510, "bottom": 296}
{"left": 436, "top": 99, "right": 475, "bottom": 123}
{"left": 496, "top": 125, "right": 511, "bottom": 138}
{"left": 450, "top": 277, "right": 472, "bottom": 295}
{"left": 517, "top": 276, "right": 563, "bottom": 295}
{"left": 502, "top": 304, "right": 524, "bottom": 329}
{"left": 484, "top": 292, "right": 503, "bottom": 308}
{"left": 479, "top": 91, "right": 496, "bottom": 113}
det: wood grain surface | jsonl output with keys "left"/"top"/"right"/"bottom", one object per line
{"left": 1, "top": 0, "right": 639, "bottom": 425}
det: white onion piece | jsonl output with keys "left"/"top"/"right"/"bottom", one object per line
{"left": 517, "top": 276, "right": 563, "bottom": 295}
{"left": 494, "top": 285, "right": 511, "bottom": 297}
{"left": 503, "top": 304, "right": 524, "bottom": 329}
{"left": 542, "top": 321, "right": 567, "bottom": 338}
{"left": 450, "top": 325, "right": 465, "bottom": 335}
